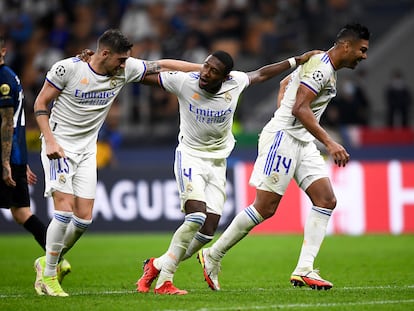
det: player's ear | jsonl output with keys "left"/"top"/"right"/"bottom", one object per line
{"left": 101, "top": 49, "right": 111, "bottom": 57}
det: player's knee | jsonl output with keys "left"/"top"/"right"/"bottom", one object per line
{"left": 319, "top": 196, "right": 337, "bottom": 210}
{"left": 10, "top": 207, "right": 31, "bottom": 225}
{"left": 254, "top": 203, "right": 277, "bottom": 219}
{"left": 200, "top": 214, "right": 220, "bottom": 236}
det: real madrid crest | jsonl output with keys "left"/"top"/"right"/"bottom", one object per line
{"left": 270, "top": 172, "right": 279, "bottom": 184}
{"left": 59, "top": 174, "right": 67, "bottom": 184}
{"left": 224, "top": 92, "right": 232, "bottom": 103}
{"left": 110, "top": 78, "right": 117, "bottom": 88}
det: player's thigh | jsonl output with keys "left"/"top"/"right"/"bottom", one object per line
{"left": 174, "top": 150, "right": 207, "bottom": 211}
{"left": 250, "top": 130, "right": 298, "bottom": 195}
{"left": 41, "top": 148, "right": 75, "bottom": 197}
{"left": 72, "top": 152, "right": 97, "bottom": 199}
{"left": 295, "top": 141, "right": 328, "bottom": 192}
{"left": 205, "top": 158, "right": 226, "bottom": 216}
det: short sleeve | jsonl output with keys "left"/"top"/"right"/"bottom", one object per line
{"left": 299, "top": 58, "right": 331, "bottom": 95}
{"left": 124, "top": 57, "right": 147, "bottom": 83}
{"left": 159, "top": 71, "right": 189, "bottom": 94}
{"left": 228, "top": 71, "right": 250, "bottom": 91}
{"left": 46, "top": 58, "right": 76, "bottom": 91}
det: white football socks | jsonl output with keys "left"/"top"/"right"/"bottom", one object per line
{"left": 294, "top": 206, "right": 332, "bottom": 272}
{"left": 155, "top": 212, "right": 206, "bottom": 288}
{"left": 182, "top": 232, "right": 213, "bottom": 261}
{"left": 209, "top": 205, "right": 263, "bottom": 262}
{"left": 44, "top": 211, "right": 73, "bottom": 277}
{"left": 61, "top": 214, "right": 92, "bottom": 257}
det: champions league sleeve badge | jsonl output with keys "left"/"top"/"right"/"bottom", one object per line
{"left": 55, "top": 65, "right": 66, "bottom": 77}
{"left": 312, "top": 70, "right": 324, "bottom": 82}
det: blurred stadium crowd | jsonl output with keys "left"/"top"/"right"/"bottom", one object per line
{"left": 1, "top": 0, "right": 413, "bottom": 156}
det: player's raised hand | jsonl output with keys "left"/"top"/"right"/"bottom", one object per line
{"left": 296, "top": 50, "right": 324, "bottom": 65}
{"left": 76, "top": 49, "right": 95, "bottom": 62}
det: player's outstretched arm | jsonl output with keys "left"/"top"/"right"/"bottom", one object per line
{"left": 247, "top": 50, "right": 322, "bottom": 85}
{"left": 149, "top": 59, "right": 201, "bottom": 74}
{"left": 76, "top": 49, "right": 201, "bottom": 75}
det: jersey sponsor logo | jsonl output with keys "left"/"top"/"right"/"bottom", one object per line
{"left": 189, "top": 103, "right": 232, "bottom": 124}
{"left": 55, "top": 65, "right": 66, "bottom": 77}
{"left": 0, "top": 83, "right": 11, "bottom": 96}
{"left": 74, "top": 89, "right": 116, "bottom": 106}
{"left": 80, "top": 77, "right": 89, "bottom": 85}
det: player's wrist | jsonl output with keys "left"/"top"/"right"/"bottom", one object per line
{"left": 288, "top": 57, "right": 297, "bottom": 69}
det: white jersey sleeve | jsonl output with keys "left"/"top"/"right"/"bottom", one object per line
{"left": 123, "top": 57, "right": 147, "bottom": 83}
{"left": 266, "top": 53, "right": 337, "bottom": 142}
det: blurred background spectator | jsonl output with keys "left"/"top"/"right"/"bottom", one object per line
{"left": 384, "top": 68, "right": 412, "bottom": 128}
{"left": 0, "top": 0, "right": 413, "bottom": 152}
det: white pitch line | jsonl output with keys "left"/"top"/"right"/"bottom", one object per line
{"left": 193, "top": 299, "right": 414, "bottom": 311}
{"left": 0, "top": 284, "right": 413, "bottom": 299}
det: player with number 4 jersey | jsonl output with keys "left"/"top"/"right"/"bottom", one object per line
{"left": 136, "top": 49, "right": 320, "bottom": 294}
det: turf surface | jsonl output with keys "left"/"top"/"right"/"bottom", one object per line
{"left": 0, "top": 233, "right": 413, "bottom": 310}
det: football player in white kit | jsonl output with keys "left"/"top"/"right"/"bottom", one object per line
{"left": 32, "top": 29, "right": 201, "bottom": 297}
{"left": 136, "top": 49, "right": 320, "bottom": 294}
{"left": 198, "top": 23, "right": 370, "bottom": 291}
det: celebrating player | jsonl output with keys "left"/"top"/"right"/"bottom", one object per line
{"left": 32, "top": 29, "right": 201, "bottom": 297}
{"left": 198, "top": 23, "right": 370, "bottom": 291}
{"left": 135, "top": 49, "right": 320, "bottom": 294}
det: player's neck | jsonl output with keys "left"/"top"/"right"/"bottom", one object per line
{"left": 89, "top": 57, "right": 106, "bottom": 75}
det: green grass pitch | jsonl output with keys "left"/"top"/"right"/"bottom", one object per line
{"left": 0, "top": 233, "right": 413, "bottom": 310}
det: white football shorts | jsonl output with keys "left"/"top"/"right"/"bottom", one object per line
{"left": 41, "top": 146, "right": 97, "bottom": 199}
{"left": 174, "top": 147, "right": 226, "bottom": 215}
{"left": 249, "top": 129, "right": 327, "bottom": 195}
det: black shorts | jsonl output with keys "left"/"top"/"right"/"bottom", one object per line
{"left": 0, "top": 164, "right": 30, "bottom": 208}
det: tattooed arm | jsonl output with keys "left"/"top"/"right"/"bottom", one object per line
{"left": 0, "top": 106, "right": 16, "bottom": 187}
{"left": 145, "top": 59, "right": 201, "bottom": 75}
{"left": 141, "top": 60, "right": 201, "bottom": 86}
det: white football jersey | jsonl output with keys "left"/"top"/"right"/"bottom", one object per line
{"left": 46, "top": 57, "right": 146, "bottom": 153}
{"left": 265, "top": 53, "right": 337, "bottom": 142}
{"left": 160, "top": 70, "right": 250, "bottom": 158}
